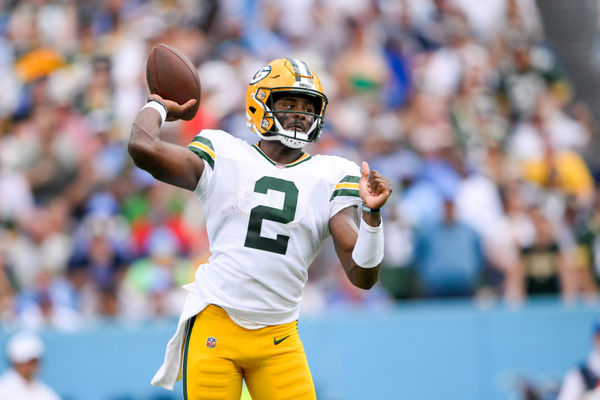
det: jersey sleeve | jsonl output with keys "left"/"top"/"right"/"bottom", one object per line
{"left": 187, "top": 130, "right": 221, "bottom": 193}
{"left": 188, "top": 132, "right": 216, "bottom": 169}
{"left": 329, "top": 159, "right": 362, "bottom": 219}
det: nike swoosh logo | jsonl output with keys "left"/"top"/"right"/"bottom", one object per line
{"left": 274, "top": 335, "right": 290, "bottom": 345}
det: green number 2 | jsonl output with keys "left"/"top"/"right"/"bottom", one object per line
{"left": 244, "top": 176, "right": 298, "bottom": 255}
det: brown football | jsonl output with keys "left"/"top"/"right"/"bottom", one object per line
{"left": 146, "top": 43, "right": 201, "bottom": 121}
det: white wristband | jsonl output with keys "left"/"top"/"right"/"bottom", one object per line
{"left": 142, "top": 100, "right": 167, "bottom": 125}
{"left": 351, "top": 217, "right": 384, "bottom": 269}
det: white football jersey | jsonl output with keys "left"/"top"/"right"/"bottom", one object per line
{"left": 187, "top": 130, "right": 362, "bottom": 325}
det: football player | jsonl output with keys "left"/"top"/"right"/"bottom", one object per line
{"left": 129, "top": 58, "right": 392, "bottom": 400}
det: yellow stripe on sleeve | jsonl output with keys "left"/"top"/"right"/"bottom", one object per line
{"left": 333, "top": 182, "right": 359, "bottom": 191}
{"left": 189, "top": 142, "right": 215, "bottom": 160}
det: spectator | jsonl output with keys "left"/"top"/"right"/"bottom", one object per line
{"left": 574, "top": 194, "right": 600, "bottom": 288}
{"left": 483, "top": 183, "right": 528, "bottom": 302}
{"left": 17, "top": 270, "right": 82, "bottom": 332}
{"left": 508, "top": 94, "right": 595, "bottom": 208}
{"left": 0, "top": 248, "right": 15, "bottom": 322}
{"left": 331, "top": 16, "right": 389, "bottom": 101}
{"left": 413, "top": 195, "right": 485, "bottom": 297}
{"left": 520, "top": 206, "right": 577, "bottom": 298}
{"left": 496, "top": 33, "right": 571, "bottom": 121}
{"left": 0, "top": 331, "right": 60, "bottom": 400}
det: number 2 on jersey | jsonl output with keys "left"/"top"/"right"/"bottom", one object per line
{"left": 244, "top": 176, "right": 298, "bottom": 255}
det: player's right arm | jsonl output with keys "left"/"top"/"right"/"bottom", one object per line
{"left": 128, "top": 95, "right": 204, "bottom": 191}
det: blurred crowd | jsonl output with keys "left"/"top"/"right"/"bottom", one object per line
{"left": 0, "top": 0, "right": 600, "bottom": 331}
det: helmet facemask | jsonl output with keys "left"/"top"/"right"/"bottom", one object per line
{"left": 259, "top": 90, "right": 327, "bottom": 149}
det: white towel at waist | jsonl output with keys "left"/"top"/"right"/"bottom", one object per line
{"left": 151, "top": 285, "right": 208, "bottom": 390}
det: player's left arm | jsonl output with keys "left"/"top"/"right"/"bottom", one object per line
{"left": 330, "top": 162, "right": 392, "bottom": 290}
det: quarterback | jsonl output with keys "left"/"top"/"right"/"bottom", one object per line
{"left": 128, "top": 58, "right": 392, "bottom": 400}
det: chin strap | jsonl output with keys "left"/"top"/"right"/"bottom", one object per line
{"left": 279, "top": 136, "right": 305, "bottom": 149}
{"left": 256, "top": 132, "right": 305, "bottom": 149}
{"left": 269, "top": 116, "right": 319, "bottom": 149}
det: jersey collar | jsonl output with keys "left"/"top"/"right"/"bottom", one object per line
{"left": 252, "top": 143, "right": 312, "bottom": 168}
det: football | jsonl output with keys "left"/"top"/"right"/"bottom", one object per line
{"left": 145, "top": 43, "right": 201, "bottom": 121}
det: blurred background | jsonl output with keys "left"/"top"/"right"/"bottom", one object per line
{"left": 1, "top": 0, "right": 600, "bottom": 399}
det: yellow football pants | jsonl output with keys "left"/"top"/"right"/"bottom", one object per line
{"left": 183, "top": 304, "right": 316, "bottom": 400}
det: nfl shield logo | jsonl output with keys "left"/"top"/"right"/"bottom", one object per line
{"left": 206, "top": 337, "right": 217, "bottom": 348}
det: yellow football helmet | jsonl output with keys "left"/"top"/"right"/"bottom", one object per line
{"left": 246, "top": 58, "right": 328, "bottom": 148}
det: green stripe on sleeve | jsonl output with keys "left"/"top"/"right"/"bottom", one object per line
{"left": 338, "top": 175, "right": 360, "bottom": 184}
{"left": 330, "top": 188, "right": 360, "bottom": 200}
{"left": 191, "top": 135, "right": 214, "bottom": 151}
{"left": 188, "top": 145, "right": 215, "bottom": 169}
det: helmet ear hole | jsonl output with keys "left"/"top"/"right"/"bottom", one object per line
{"left": 249, "top": 106, "right": 256, "bottom": 114}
